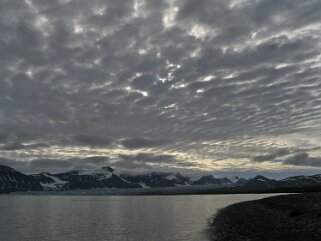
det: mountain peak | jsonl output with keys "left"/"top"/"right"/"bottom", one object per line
{"left": 101, "top": 166, "right": 114, "bottom": 172}
{"left": 0, "top": 164, "right": 15, "bottom": 171}
{"left": 253, "top": 175, "right": 271, "bottom": 181}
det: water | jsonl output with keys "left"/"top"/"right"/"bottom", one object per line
{"left": 0, "top": 194, "right": 279, "bottom": 241}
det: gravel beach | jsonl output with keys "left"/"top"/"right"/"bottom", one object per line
{"left": 209, "top": 193, "right": 321, "bottom": 241}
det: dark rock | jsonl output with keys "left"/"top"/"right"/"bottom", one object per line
{"left": 209, "top": 193, "right": 321, "bottom": 241}
{"left": 288, "top": 209, "right": 303, "bottom": 217}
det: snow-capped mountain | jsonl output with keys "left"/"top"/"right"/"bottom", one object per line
{"left": 241, "top": 175, "right": 278, "bottom": 190}
{"left": 35, "top": 166, "right": 141, "bottom": 190}
{"left": 0, "top": 165, "right": 42, "bottom": 192}
{"left": 31, "top": 172, "right": 68, "bottom": 191}
{"left": 230, "top": 176, "right": 248, "bottom": 186}
{"left": 277, "top": 174, "right": 321, "bottom": 188}
{"left": 3, "top": 164, "right": 321, "bottom": 193}
{"left": 120, "top": 172, "right": 190, "bottom": 188}
{"left": 192, "top": 175, "right": 232, "bottom": 186}
{"left": 241, "top": 174, "right": 321, "bottom": 191}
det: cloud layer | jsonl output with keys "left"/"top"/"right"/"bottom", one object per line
{"left": 1, "top": 0, "right": 321, "bottom": 175}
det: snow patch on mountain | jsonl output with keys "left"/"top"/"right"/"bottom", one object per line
{"left": 43, "top": 173, "right": 68, "bottom": 184}
{"left": 77, "top": 166, "right": 115, "bottom": 180}
{"left": 139, "top": 182, "right": 150, "bottom": 188}
{"left": 34, "top": 173, "right": 68, "bottom": 190}
{"left": 165, "top": 174, "right": 178, "bottom": 181}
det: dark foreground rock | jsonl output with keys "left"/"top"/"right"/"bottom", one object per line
{"left": 209, "top": 193, "right": 321, "bottom": 241}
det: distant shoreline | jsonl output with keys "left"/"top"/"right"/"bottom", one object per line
{"left": 0, "top": 186, "right": 297, "bottom": 196}
{"left": 209, "top": 193, "right": 321, "bottom": 241}
{"left": 3, "top": 185, "right": 321, "bottom": 196}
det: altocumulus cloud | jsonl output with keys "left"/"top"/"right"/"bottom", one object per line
{"left": 1, "top": 0, "right": 321, "bottom": 175}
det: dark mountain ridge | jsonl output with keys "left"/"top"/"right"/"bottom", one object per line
{"left": 0, "top": 165, "right": 43, "bottom": 193}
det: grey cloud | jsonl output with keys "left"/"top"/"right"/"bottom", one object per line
{"left": 121, "top": 138, "right": 167, "bottom": 149}
{"left": 112, "top": 153, "right": 178, "bottom": 170}
{"left": 112, "top": 159, "right": 153, "bottom": 170}
{"left": 253, "top": 148, "right": 291, "bottom": 162}
{"left": 1, "top": 154, "right": 111, "bottom": 174}
{"left": 46, "top": 156, "right": 109, "bottom": 169}
{"left": 71, "top": 135, "right": 112, "bottom": 147}
{"left": 283, "top": 153, "right": 321, "bottom": 167}
{"left": 0, "top": 132, "right": 8, "bottom": 143}
{"left": 119, "top": 153, "right": 177, "bottom": 163}
{"left": 0, "top": 142, "right": 49, "bottom": 151}
{"left": 0, "top": 157, "right": 26, "bottom": 169}
{"left": 0, "top": 143, "right": 26, "bottom": 151}
{"left": 83, "top": 156, "right": 110, "bottom": 164}
{"left": 131, "top": 75, "right": 155, "bottom": 90}
{"left": 253, "top": 147, "right": 321, "bottom": 162}
{"left": 24, "top": 156, "right": 110, "bottom": 173}
{"left": 31, "top": 159, "right": 73, "bottom": 169}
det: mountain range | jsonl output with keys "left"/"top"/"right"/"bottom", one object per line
{"left": 2, "top": 164, "right": 321, "bottom": 194}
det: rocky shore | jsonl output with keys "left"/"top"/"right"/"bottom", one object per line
{"left": 209, "top": 193, "right": 321, "bottom": 241}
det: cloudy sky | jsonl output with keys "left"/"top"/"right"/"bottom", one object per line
{"left": 1, "top": 0, "right": 321, "bottom": 178}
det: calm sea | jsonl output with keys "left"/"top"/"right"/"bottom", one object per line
{"left": 0, "top": 194, "right": 278, "bottom": 241}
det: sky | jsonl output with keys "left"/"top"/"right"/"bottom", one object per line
{"left": 1, "top": 0, "right": 321, "bottom": 178}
